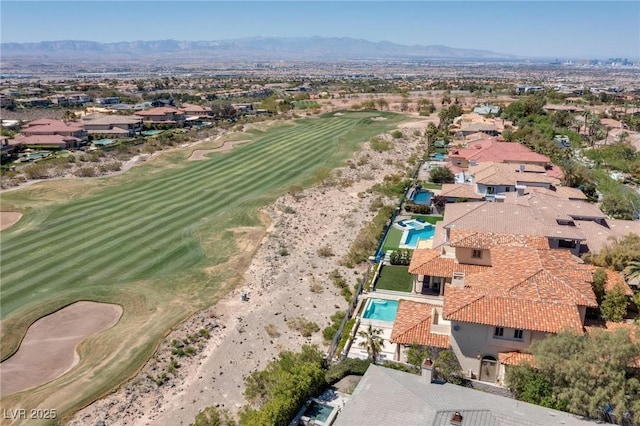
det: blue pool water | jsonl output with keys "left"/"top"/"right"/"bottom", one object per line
{"left": 303, "top": 401, "right": 334, "bottom": 423}
{"left": 412, "top": 190, "right": 433, "bottom": 205}
{"left": 363, "top": 299, "right": 399, "bottom": 322}
{"left": 405, "top": 226, "right": 435, "bottom": 248}
{"left": 434, "top": 153, "right": 446, "bottom": 160}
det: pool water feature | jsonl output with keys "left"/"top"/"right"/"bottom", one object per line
{"left": 412, "top": 189, "right": 433, "bottom": 205}
{"left": 362, "top": 299, "right": 399, "bottom": 322}
{"left": 302, "top": 401, "right": 335, "bottom": 424}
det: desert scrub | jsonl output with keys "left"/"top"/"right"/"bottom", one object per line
{"left": 287, "top": 317, "right": 320, "bottom": 337}
{"left": 369, "top": 137, "right": 392, "bottom": 152}
{"left": 264, "top": 323, "right": 281, "bottom": 338}
{"left": 317, "top": 245, "right": 334, "bottom": 257}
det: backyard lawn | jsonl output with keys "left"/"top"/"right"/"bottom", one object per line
{"left": 375, "top": 265, "right": 413, "bottom": 292}
{"left": 381, "top": 227, "right": 403, "bottom": 252}
{"left": 411, "top": 215, "right": 443, "bottom": 224}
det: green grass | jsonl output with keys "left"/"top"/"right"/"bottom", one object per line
{"left": 375, "top": 265, "right": 413, "bottom": 292}
{"left": 420, "top": 182, "right": 442, "bottom": 190}
{"left": 293, "top": 100, "right": 320, "bottom": 109}
{"left": 381, "top": 227, "right": 403, "bottom": 252}
{"left": 410, "top": 215, "right": 443, "bottom": 224}
{"left": 0, "top": 111, "right": 405, "bottom": 423}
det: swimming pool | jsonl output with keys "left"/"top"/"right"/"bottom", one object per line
{"left": 398, "top": 223, "right": 434, "bottom": 249}
{"left": 302, "top": 401, "right": 335, "bottom": 423}
{"left": 412, "top": 189, "right": 433, "bottom": 205}
{"left": 404, "top": 227, "right": 435, "bottom": 247}
{"left": 433, "top": 153, "right": 446, "bottom": 160}
{"left": 362, "top": 299, "right": 399, "bottom": 322}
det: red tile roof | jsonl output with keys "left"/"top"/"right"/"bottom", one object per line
{"left": 408, "top": 248, "right": 490, "bottom": 277}
{"left": 448, "top": 229, "right": 550, "bottom": 250}
{"left": 439, "top": 184, "right": 484, "bottom": 200}
{"left": 443, "top": 246, "right": 597, "bottom": 334}
{"left": 390, "top": 300, "right": 450, "bottom": 348}
{"left": 498, "top": 351, "right": 535, "bottom": 367}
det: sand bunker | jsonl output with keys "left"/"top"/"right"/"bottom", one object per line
{"left": 0, "top": 301, "right": 123, "bottom": 397}
{"left": 0, "top": 211, "right": 22, "bottom": 231}
{"left": 370, "top": 116, "right": 387, "bottom": 121}
{"left": 188, "top": 140, "right": 250, "bottom": 161}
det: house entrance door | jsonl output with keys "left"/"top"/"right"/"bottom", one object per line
{"left": 479, "top": 356, "right": 498, "bottom": 382}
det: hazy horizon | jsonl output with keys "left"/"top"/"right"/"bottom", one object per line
{"left": 1, "top": 1, "right": 639, "bottom": 59}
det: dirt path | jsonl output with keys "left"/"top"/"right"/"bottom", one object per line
{"left": 187, "top": 140, "right": 250, "bottom": 161}
{"left": 0, "top": 302, "right": 123, "bottom": 398}
{"left": 0, "top": 212, "right": 22, "bottom": 231}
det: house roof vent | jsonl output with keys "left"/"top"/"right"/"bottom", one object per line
{"left": 451, "top": 411, "right": 463, "bottom": 425}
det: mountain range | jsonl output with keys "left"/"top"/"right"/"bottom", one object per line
{"left": 0, "top": 36, "right": 518, "bottom": 61}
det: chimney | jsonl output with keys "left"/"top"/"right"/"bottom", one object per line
{"left": 451, "top": 412, "right": 463, "bottom": 425}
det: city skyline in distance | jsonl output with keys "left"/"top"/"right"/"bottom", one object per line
{"left": 1, "top": 1, "right": 639, "bottom": 59}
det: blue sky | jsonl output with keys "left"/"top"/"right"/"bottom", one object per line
{"left": 1, "top": 1, "right": 639, "bottom": 58}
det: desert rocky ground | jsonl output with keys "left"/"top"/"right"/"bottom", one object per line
{"left": 69, "top": 118, "right": 427, "bottom": 426}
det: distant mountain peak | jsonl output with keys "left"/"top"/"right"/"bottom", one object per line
{"left": 0, "top": 36, "right": 518, "bottom": 61}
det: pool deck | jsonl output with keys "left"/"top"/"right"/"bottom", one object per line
{"left": 290, "top": 388, "right": 350, "bottom": 426}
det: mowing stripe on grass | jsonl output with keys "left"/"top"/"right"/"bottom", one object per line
{"left": 2, "top": 115, "right": 398, "bottom": 318}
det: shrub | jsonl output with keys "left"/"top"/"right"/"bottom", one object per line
{"left": 389, "top": 250, "right": 411, "bottom": 266}
{"left": 336, "top": 318, "right": 356, "bottom": 355}
{"left": 73, "top": 166, "right": 97, "bottom": 177}
{"left": 391, "top": 130, "right": 403, "bottom": 139}
{"left": 317, "top": 245, "right": 334, "bottom": 257}
{"left": 325, "top": 358, "right": 371, "bottom": 385}
{"left": 287, "top": 317, "right": 320, "bottom": 337}
{"left": 370, "top": 137, "right": 392, "bottom": 152}
{"left": 22, "top": 163, "right": 50, "bottom": 179}
{"left": 343, "top": 205, "right": 395, "bottom": 265}
{"left": 404, "top": 202, "right": 432, "bottom": 214}
{"left": 264, "top": 324, "right": 281, "bottom": 338}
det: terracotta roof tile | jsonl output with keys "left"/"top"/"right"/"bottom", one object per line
{"left": 440, "top": 184, "right": 484, "bottom": 199}
{"left": 408, "top": 248, "right": 490, "bottom": 277}
{"left": 448, "top": 229, "right": 550, "bottom": 250}
{"left": 448, "top": 140, "right": 550, "bottom": 165}
{"left": 498, "top": 351, "right": 535, "bottom": 367}
{"left": 390, "top": 300, "right": 450, "bottom": 348}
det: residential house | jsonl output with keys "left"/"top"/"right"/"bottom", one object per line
{"left": 443, "top": 245, "right": 597, "bottom": 383}
{"left": 179, "top": 103, "right": 213, "bottom": 118}
{"left": 81, "top": 114, "right": 143, "bottom": 138}
{"left": 14, "top": 98, "right": 51, "bottom": 108}
{"left": 95, "top": 97, "right": 120, "bottom": 105}
{"left": 134, "top": 107, "right": 185, "bottom": 128}
{"left": 543, "top": 104, "right": 585, "bottom": 114}
{"left": 449, "top": 114, "right": 514, "bottom": 138}
{"left": 334, "top": 364, "right": 594, "bottom": 426}
{"left": 447, "top": 138, "right": 550, "bottom": 171}
{"left": 16, "top": 119, "right": 88, "bottom": 148}
{"left": 450, "top": 162, "right": 561, "bottom": 200}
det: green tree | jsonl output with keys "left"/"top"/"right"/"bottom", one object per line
{"left": 583, "top": 234, "right": 640, "bottom": 271}
{"left": 601, "top": 193, "right": 635, "bottom": 220}
{"left": 357, "top": 324, "right": 383, "bottom": 363}
{"left": 601, "top": 283, "right": 629, "bottom": 322}
{"left": 592, "top": 268, "right": 607, "bottom": 304}
{"left": 432, "top": 349, "right": 464, "bottom": 385}
{"left": 429, "top": 166, "right": 454, "bottom": 184}
{"left": 376, "top": 98, "right": 389, "bottom": 111}
{"left": 508, "top": 329, "right": 640, "bottom": 423}
{"left": 623, "top": 259, "right": 640, "bottom": 281}
{"left": 505, "top": 363, "right": 556, "bottom": 408}
{"left": 438, "top": 104, "right": 463, "bottom": 129}
{"left": 406, "top": 344, "right": 431, "bottom": 369}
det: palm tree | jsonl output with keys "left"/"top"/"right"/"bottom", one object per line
{"left": 623, "top": 260, "right": 640, "bottom": 281}
{"left": 358, "top": 324, "right": 383, "bottom": 363}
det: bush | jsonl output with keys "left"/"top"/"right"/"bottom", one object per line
{"left": 325, "top": 358, "right": 371, "bottom": 385}
{"left": 336, "top": 319, "right": 356, "bottom": 355}
{"left": 343, "top": 205, "right": 395, "bottom": 265}
{"left": 391, "top": 130, "right": 403, "bottom": 139}
{"left": 317, "top": 245, "right": 334, "bottom": 257}
{"left": 73, "top": 166, "right": 97, "bottom": 177}
{"left": 287, "top": 317, "right": 320, "bottom": 337}
{"left": 429, "top": 166, "right": 454, "bottom": 184}
{"left": 370, "top": 137, "right": 392, "bottom": 152}
{"left": 404, "top": 202, "right": 431, "bottom": 214}
{"left": 22, "top": 163, "right": 50, "bottom": 179}
{"left": 389, "top": 250, "right": 411, "bottom": 266}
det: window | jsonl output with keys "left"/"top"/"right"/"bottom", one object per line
{"left": 487, "top": 186, "right": 495, "bottom": 195}
{"left": 494, "top": 327, "right": 504, "bottom": 337}
{"left": 472, "top": 249, "right": 482, "bottom": 259}
{"left": 514, "top": 329, "right": 524, "bottom": 340}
